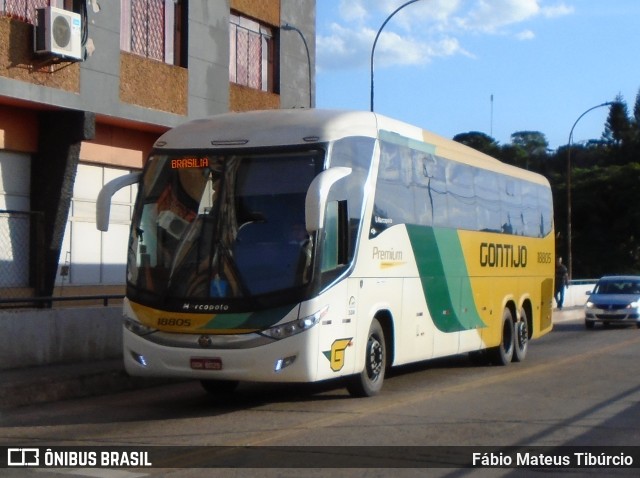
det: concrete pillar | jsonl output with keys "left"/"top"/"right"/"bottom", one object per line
{"left": 31, "top": 110, "right": 95, "bottom": 297}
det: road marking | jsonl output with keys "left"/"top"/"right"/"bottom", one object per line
{"left": 159, "top": 333, "right": 640, "bottom": 468}
{"left": 260, "top": 335, "right": 639, "bottom": 443}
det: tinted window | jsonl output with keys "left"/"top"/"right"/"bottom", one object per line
{"left": 370, "top": 137, "right": 553, "bottom": 238}
{"left": 328, "top": 136, "right": 375, "bottom": 262}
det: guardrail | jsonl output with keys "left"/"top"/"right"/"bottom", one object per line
{"left": 569, "top": 279, "right": 598, "bottom": 286}
{"left": 0, "top": 295, "right": 124, "bottom": 308}
{"left": 561, "top": 280, "right": 597, "bottom": 308}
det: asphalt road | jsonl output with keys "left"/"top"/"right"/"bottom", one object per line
{"left": 2, "top": 308, "right": 640, "bottom": 477}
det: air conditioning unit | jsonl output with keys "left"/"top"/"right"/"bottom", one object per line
{"left": 34, "top": 6, "right": 82, "bottom": 61}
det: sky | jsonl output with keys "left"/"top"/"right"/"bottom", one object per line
{"left": 315, "top": 0, "right": 640, "bottom": 150}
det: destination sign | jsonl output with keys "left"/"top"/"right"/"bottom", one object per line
{"left": 171, "top": 157, "right": 209, "bottom": 169}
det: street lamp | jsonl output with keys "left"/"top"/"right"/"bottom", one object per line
{"left": 282, "top": 23, "right": 312, "bottom": 108}
{"left": 566, "top": 101, "right": 613, "bottom": 280}
{"left": 370, "top": 0, "right": 423, "bottom": 112}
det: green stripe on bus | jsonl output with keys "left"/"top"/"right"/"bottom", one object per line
{"left": 406, "top": 224, "right": 485, "bottom": 332}
{"left": 379, "top": 130, "right": 436, "bottom": 155}
{"left": 200, "top": 305, "right": 296, "bottom": 330}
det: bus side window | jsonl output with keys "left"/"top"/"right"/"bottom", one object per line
{"left": 321, "top": 200, "right": 348, "bottom": 273}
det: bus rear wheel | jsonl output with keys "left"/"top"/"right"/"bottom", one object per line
{"left": 346, "top": 318, "right": 386, "bottom": 397}
{"left": 513, "top": 308, "right": 529, "bottom": 362}
{"left": 490, "top": 308, "right": 515, "bottom": 366}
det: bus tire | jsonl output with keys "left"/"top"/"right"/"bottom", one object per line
{"left": 513, "top": 308, "right": 529, "bottom": 362}
{"left": 200, "top": 379, "right": 239, "bottom": 395}
{"left": 490, "top": 308, "right": 515, "bottom": 366}
{"left": 346, "top": 318, "right": 386, "bottom": 397}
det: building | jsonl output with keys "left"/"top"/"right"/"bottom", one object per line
{"left": 0, "top": 0, "right": 316, "bottom": 303}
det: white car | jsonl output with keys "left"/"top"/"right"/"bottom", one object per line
{"left": 585, "top": 275, "right": 640, "bottom": 329}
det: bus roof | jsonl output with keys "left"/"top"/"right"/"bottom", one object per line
{"left": 153, "top": 109, "right": 549, "bottom": 186}
{"left": 154, "top": 109, "right": 377, "bottom": 150}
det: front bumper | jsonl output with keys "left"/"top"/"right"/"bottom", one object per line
{"left": 585, "top": 309, "right": 640, "bottom": 326}
{"left": 123, "top": 326, "right": 320, "bottom": 383}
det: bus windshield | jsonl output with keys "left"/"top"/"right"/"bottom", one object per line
{"left": 127, "top": 150, "right": 324, "bottom": 300}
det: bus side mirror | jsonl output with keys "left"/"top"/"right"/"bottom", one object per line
{"left": 305, "top": 167, "right": 351, "bottom": 233}
{"left": 96, "top": 172, "right": 142, "bottom": 231}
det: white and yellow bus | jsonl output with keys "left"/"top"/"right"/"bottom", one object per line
{"left": 97, "top": 109, "right": 554, "bottom": 397}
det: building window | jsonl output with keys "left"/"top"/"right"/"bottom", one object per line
{"left": 229, "top": 13, "right": 275, "bottom": 92}
{"left": 120, "top": 0, "right": 187, "bottom": 66}
{"left": 0, "top": 0, "right": 67, "bottom": 24}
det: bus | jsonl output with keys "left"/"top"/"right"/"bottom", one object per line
{"left": 96, "top": 109, "right": 554, "bottom": 397}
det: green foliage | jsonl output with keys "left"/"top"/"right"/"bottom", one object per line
{"left": 452, "top": 131, "right": 500, "bottom": 157}
{"left": 634, "top": 90, "right": 640, "bottom": 126}
{"left": 510, "top": 131, "right": 549, "bottom": 156}
{"left": 603, "top": 94, "right": 632, "bottom": 145}
{"left": 571, "top": 164, "right": 640, "bottom": 277}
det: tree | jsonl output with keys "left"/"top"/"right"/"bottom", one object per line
{"left": 603, "top": 94, "right": 632, "bottom": 145}
{"left": 510, "top": 131, "right": 549, "bottom": 156}
{"left": 634, "top": 89, "right": 640, "bottom": 126}
{"left": 572, "top": 163, "right": 640, "bottom": 276}
{"left": 630, "top": 88, "right": 640, "bottom": 144}
{"left": 452, "top": 131, "right": 501, "bottom": 157}
{"left": 503, "top": 131, "right": 549, "bottom": 170}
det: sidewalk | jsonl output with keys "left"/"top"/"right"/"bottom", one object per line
{"left": 0, "top": 308, "right": 584, "bottom": 410}
{"left": 0, "top": 359, "right": 170, "bottom": 410}
{"left": 552, "top": 306, "right": 584, "bottom": 322}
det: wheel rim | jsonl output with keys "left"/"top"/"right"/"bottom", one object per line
{"left": 516, "top": 320, "right": 528, "bottom": 349}
{"left": 366, "top": 335, "right": 384, "bottom": 381}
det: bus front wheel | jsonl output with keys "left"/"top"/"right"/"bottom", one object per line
{"left": 346, "top": 318, "right": 386, "bottom": 397}
{"left": 490, "top": 308, "right": 515, "bottom": 366}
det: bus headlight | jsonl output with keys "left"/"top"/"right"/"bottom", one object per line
{"left": 124, "top": 318, "right": 156, "bottom": 336}
{"left": 261, "top": 305, "right": 328, "bottom": 340}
